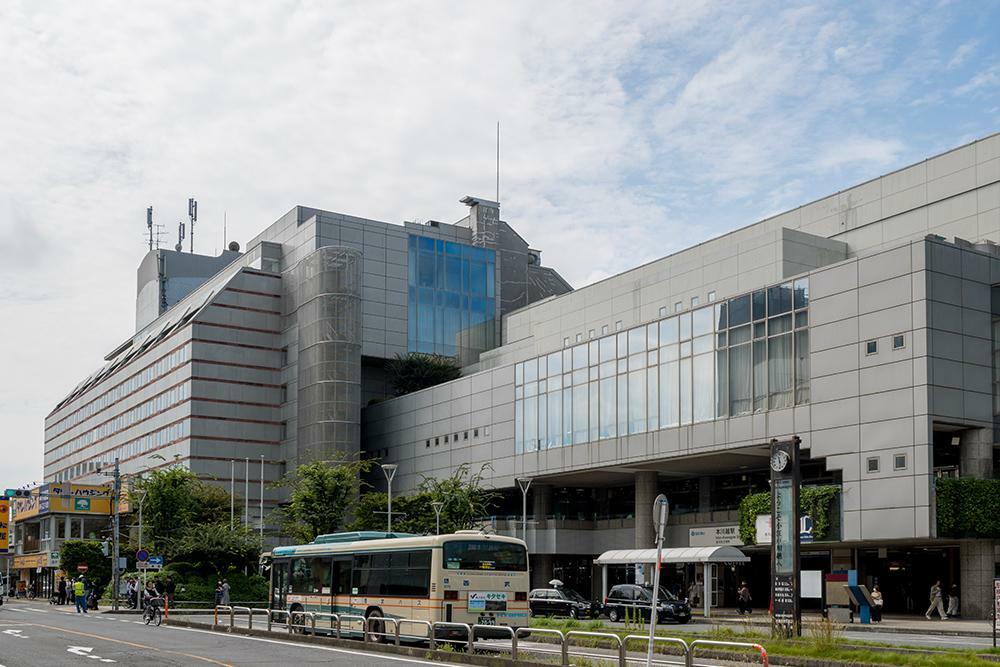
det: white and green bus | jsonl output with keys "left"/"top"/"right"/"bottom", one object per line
{"left": 269, "top": 530, "right": 529, "bottom": 640}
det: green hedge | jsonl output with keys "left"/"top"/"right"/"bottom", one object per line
{"left": 936, "top": 478, "right": 1000, "bottom": 538}
{"left": 738, "top": 485, "right": 840, "bottom": 545}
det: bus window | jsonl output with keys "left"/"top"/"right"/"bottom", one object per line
{"left": 352, "top": 550, "right": 431, "bottom": 597}
{"left": 272, "top": 560, "right": 289, "bottom": 609}
{"left": 443, "top": 540, "right": 527, "bottom": 571}
{"left": 291, "top": 557, "right": 332, "bottom": 595}
{"left": 332, "top": 557, "right": 351, "bottom": 595}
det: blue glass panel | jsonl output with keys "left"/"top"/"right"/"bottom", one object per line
{"left": 486, "top": 263, "right": 495, "bottom": 297}
{"left": 418, "top": 236, "right": 434, "bottom": 252}
{"left": 445, "top": 256, "right": 462, "bottom": 291}
{"left": 470, "top": 261, "right": 487, "bottom": 295}
{"left": 445, "top": 241, "right": 460, "bottom": 255}
{"left": 435, "top": 239, "right": 444, "bottom": 252}
{"left": 408, "top": 235, "right": 417, "bottom": 249}
{"left": 418, "top": 251, "right": 435, "bottom": 287}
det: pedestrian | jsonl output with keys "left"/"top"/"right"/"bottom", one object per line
{"left": 220, "top": 579, "right": 231, "bottom": 606}
{"left": 870, "top": 584, "right": 883, "bottom": 623}
{"left": 164, "top": 577, "right": 176, "bottom": 607}
{"left": 947, "top": 584, "right": 960, "bottom": 618}
{"left": 737, "top": 581, "right": 752, "bottom": 615}
{"left": 214, "top": 581, "right": 223, "bottom": 607}
{"left": 73, "top": 577, "right": 87, "bottom": 614}
{"left": 925, "top": 580, "right": 947, "bottom": 620}
{"left": 57, "top": 577, "right": 67, "bottom": 606}
{"left": 687, "top": 579, "right": 701, "bottom": 608}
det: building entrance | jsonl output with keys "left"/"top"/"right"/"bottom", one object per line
{"left": 857, "top": 545, "right": 958, "bottom": 615}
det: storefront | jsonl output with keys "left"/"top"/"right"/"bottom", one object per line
{"left": 11, "top": 551, "right": 60, "bottom": 598}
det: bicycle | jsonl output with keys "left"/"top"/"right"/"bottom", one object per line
{"left": 142, "top": 596, "right": 163, "bottom": 626}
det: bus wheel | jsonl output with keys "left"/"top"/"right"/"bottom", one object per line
{"left": 365, "top": 608, "right": 386, "bottom": 643}
{"left": 289, "top": 605, "right": 306, "bottom": 634}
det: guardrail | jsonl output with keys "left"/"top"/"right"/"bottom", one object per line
{"left": 208, "top": 607, "right": 768, "bottom": 666}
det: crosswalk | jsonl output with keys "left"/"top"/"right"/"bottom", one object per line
{"left": 5, "top": 605, "right": 148, "bottom": 625}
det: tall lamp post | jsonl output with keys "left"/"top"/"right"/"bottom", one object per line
{"left": 515, "top": 477, "right": 532, "bottom": 543}
{"left": 431, "top": 501, "right": 444, "bottom": 535}
{"left": 380, "top": 464, "right": 398, "bottom": 533}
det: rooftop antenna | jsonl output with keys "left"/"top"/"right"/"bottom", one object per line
{"left": 188, "top": 197, "right": 198, "bottom": 253}
{"left": 146, "top": 206, "right": 154, "bottom": 251}
{"left": 496, "top": 121, "right": 500, "bottom": 205}
{"left": 176, "top": 220, "right": 185, "bottom": 252}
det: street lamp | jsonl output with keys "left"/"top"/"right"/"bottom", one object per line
{"left": 515, "top": 477, "right": 532, "bottom": 543}
{"left": 431, "top": 501, "right": 444, "bottom": 535}
{"left": 380, "top": 464, "right": 398, "bottom": 533}
{"left": 95, "top": 458, "right": 121, "bottom": 611}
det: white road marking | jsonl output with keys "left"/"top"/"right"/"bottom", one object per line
{"left": 67, "top": 646, "right": 116, "bottom": 663}
{"left": 2, "top": 629, "right": 28, "bottom": 639}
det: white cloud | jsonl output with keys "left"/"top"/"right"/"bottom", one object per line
{"left": 0, "top": 0, "right": 994, "bottom": 488}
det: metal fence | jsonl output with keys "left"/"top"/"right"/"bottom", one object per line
{"left": 210, "top": 606, "right": 768, "bottom": 666}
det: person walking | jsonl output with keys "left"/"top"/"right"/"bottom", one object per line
{"left": 870, "top": 584, "right": 883, "bottom": 623}
{"left": 220, "top": 579, "right": 231, "bottom": 606}
{"left": 214, "top": 581, "right": 223, "bottom": 607}
{"left": 737, "top": 581, "right": 752, "bottom": 615}
{"left": 925, "top": 580, "right": 947, "bottom": 620}
{"left": 947, "top": 584, "right": 960, "bottom": 618}
{"left": 687, "top": 579, "right": 701, "bottom": 608}
{"left": 164, "top": 577, "right": 176, "bottom": 607}
{"left": 57, "top": 577, "right": 67, "bottom": 606}
{"left": 73, "top": 577, "right": 87, "bottom": 614}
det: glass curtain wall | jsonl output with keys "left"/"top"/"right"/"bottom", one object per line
{"left": 407, "top": 235, "right": 496, "bottom": 361}
{"left": 514, "top": 278, "right": 809, "bottom": 453}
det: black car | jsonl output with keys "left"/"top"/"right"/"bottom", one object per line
{"left": 602, "top": 584, "right": 691, "bottom": 624}
{"left": 529, "top": 587, "right": 600, "bottom": 619}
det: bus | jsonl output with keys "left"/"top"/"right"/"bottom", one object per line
{"left": 269, "top": 530, "right": 529, "bottom": 641}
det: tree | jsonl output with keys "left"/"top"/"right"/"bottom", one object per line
{"left": 385, "top": 352, "right": 462, "bottom": 396}
{"left": 173, "top": 523, "right": 260, "bottom": 574}
{"left": 60, "top": 540, "right": 111, "bottom": 592}
{"left": 351, "top": 464, "right": 497, "bottom": 534}
{"left": 272, "top": 456, "right": 372, "bottom": 543}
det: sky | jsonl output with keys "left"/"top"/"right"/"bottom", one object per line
{"left": 1, "top": 1, "right": 998, "bottom": 490}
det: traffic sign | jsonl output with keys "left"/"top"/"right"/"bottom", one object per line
{"left": 77, "top": 563, "right": 89, "bottom": 573}
{"left": 139, "top": 555, "right": 164, "bottom": 570}
{"left": 652, "top": 494, "right": 670, "bottom": 534}
{"left": 136, "top": 549, "right": 149, "bottom": 563}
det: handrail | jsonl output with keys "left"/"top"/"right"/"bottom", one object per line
{"left": 432, "top": 621, "right": 473, "bottom": 647}
{"left": 311, "top": 611, "right": 341, "bottom": 638}
{"left": 267, "top": 608, "right": 288, "bottom": 632}
{"left": 515, "top": 627, "right": 567, "bottom": 665}
{"left": 248, "top": 607, "right": 270, "bottom": 632}
{"left": 397, "top": 618, "right": 435, "bottom": 649}
{"left": 213, "top": 605, "right": 233, "bottom": 630}
{"left": 689, "top": 639, "right": 768, "bottom": 667}
{"left": 338, "top": 613, "right": 368, "bottom": 641}
{"left": 566, "top": 630, "right": 624, "bottom": 667}
{"left": 230, "top": 605, "right": 251, "bottom": 634}
{"left": 624, "top": 634, "right": 689, "bottom": 662}
{"left": 471, "top": 624, "right": 518, "bottom": 661}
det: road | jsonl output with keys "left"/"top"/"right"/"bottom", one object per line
{"left": 0, "top": 602, "right": 469, "bottom": 667}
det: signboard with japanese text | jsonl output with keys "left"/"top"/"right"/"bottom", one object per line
{"left": 689, "top": 525, "right": 742, "bottom": 547}
{"left": 770, "top": 437, "right": 802, "bottom": 638}
{"left": 12, "top": 484, "right": 113, "bottom": 523}
{"left": 0, "top": 499, "right": 9, "bottom": 553}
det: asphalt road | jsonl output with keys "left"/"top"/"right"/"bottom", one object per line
{"left": 0, "top": 602, "right": 468, "bottom": 667}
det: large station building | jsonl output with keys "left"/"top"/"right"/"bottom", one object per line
{"left": 44, "top": 132, "right": 1000, "bottom": 617}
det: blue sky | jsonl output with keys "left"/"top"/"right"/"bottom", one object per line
{"left": 0, "top": 0, "right": 998, "bottom": 488}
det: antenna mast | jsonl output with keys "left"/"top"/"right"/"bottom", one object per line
{"left": 496, "top": 121, "right": 500, "bottom": 204}
{"left": 188, "top": 198, "right": 198, "bottom": 253}
{"left": 176, "top": 220, "right": 185, "bottom": 252}
{"left": 147, "top": 206, "right": 154, "bottom": 251}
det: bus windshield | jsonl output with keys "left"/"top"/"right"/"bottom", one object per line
{"left": 443, "top": 540, "right": 527, "bottom": 571}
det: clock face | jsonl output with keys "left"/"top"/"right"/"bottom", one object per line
{"left": 770, "top": 450, "right": 790, "bottom": 473}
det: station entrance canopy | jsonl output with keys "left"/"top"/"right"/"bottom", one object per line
{"left": 595, "top": 546, "right": 749, "bottom": 618}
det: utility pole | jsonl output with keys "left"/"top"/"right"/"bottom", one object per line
{"left": 259, "top": 454, "right": 264, "bottom": 545}
{"left": 244, "top": 458, "right": 249, "bottom": 528}
{"left": 432, "top": 501, "right": 444, "bottom": 535}
{"left": 112, "top": 458, "right": 121, "bottom": 612}
{"left": 516, "top": 478, "right": 532, "bottom": 542}
{"left": 380, "top": 464, "right": 398, "bottom": 533}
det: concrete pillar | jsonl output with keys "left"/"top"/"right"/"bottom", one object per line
{"left": 531, "top": 554, "right": 554, "bottom": 590}
{"left": 698, "top": 476, "right": 711, "bottom": 513}
{"left": 635, "top": 471, "right": 658, "bottom": 549}
{"left": 960, "top": 539, "right": 997, "bottom": 619}
{"left": 532, "top": 484, "right": 552, "bottom": 523}
{"left": 960, "top": 428, "right": 994, "bottom": 480}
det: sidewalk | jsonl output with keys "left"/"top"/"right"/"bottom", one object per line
{"left": 693, "top": 608, "right": 993, "bottom": 637}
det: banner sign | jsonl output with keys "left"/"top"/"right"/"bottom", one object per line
{"left": 770, "top": 437, "right": 802, "bottom": 638}
{"left": 0, "top": 499, "right": 9, "bottom": 554}
{"left": 689, "top": 525, "right": 742, "bottom": 547}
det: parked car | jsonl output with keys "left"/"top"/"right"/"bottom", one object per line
{"left": 602, "top": 584, "right": 691, "bottom": 624}
{"left": 529, "top": 586, "right": 600, "bottom": 619}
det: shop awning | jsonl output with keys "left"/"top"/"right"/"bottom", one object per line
{"left": 594, "top": 546, "right": 749, "bottom": 565}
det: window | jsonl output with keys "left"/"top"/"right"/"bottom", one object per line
{"left": 601, "top": 325, "right": 609, "bottom": 335}
{"left": 615, "top": 321, "right": 623, "bottom": 331}
{"left": 659, "top": 307, "right": 667, "bottom": 317}
{"left": 894, "top": 453, "right": 907, "bottom": 470}
{"left": 473, "top": 428, "right": 479, "bottom": 437}
{"left": 280, "top": 384, "right": 288, "bottom": 403}
{"left": 867, "top": 456, "right": 880, "bottom": 473}
{"left": 463, "top": 431, "right": 468, "bottom": 440}
{"left": 708, "top": 291, "right": 716, "bottom": 302}
{"left": 588, "top": 329, "right": 595, "bottom": 339}
{"left": 444, "top": 434, "right": 449, "bottom": 443}
{"left": 443, "top": 540, "right": 527, "bottom": 571}
{"left": 690, "top": 296, "right": 700, "bottom": 307}
{"left": 435, "top": 437, "right": 439, "bottom": 445}
{"left": 674, "top": 302, "right": 683, "bottom": 313}
{"left": 353, "top": 550, "right": 431, "bottom": 597}
{"left": 893, "top": 334, "right": 905, "bottom": 350}
{"left": 866, "top": 340, "right": 878, "bottom": 355}
{"left": 425, "top": 440, "right": 430, "bottom": 448}
{"left": 280, "top": 346, "right": 289, "bottom": 366}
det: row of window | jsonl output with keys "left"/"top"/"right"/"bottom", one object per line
{"left": 47, "top": 382, "right": 192, "bottom": 463}
{"left": 565, "top": 292, "right": 724, "bottom": 346}
{"left": 425, "top": 426, "right": 491, "bottom": 448}
{"left": 867, "top": 453, "right": 908, "bottom": 473}
{"left": 865, "top": 335, "right": 906, "bottom": 356}
{"left": 47, "top": 344, "right": 192, "bottom": 437}
{"left": 51, "top": 420, "right": 191, "bottom": 483}
{"left": 515, "top": 280, "right": 810, "bottom": 451}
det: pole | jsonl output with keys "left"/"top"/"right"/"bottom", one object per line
{"left": 230, "top": 460, "right": 234, "bottom": 530}
{"left": 496, "top": 121, "right": 500, "bottom": 204}
{"left": 646, "top": 496, "right": 668, "bottom": 667}
{"left": 112, "top": 458, "right": 121, "bottom": 612}
{"left": 432, "top": 502, "right": 444, "bottom": 535}
{"left": 387, "top": 476, "right": 393, "bottom": 533}
{"left": 516, "top": 478, "right": 531, "bottom": 543}
{"left": 138, "top": 493, "right": 145, "bottom": 591}
{"left": 244, "top": 458, "right": 249, "bottom": 528}
{"left": 259, "top": 455, "right": 264, "bottom": 545}
{"left": 380, "top": 465, "right": 398, "bottom": 534}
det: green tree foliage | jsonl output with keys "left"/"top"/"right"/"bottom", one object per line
{"left": 936, "top": 478, "right": 1000, "bottom": 537}
{"left": 352, "top": 464, "right": 498, "bottom": 535}
{"left": 738, "top": 485, "right": 840, "bottom": 544}
{"left": 385, "top": 352, "right": 462, "bottom": 397}
{"left": 133, "top": 467, "right": 236, "bottom": 561}
{"left": 272, "top": 457, "right": 372, "bottom": 543}
{"left": 60, "top": 540, "right": 111, "bottom": 591}
{"left": 173, "top": 522, "right": 261, "bottom": 574}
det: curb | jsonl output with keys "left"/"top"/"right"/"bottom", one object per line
{"left": 690, "top": 616, "right": 994, "bottom": 639}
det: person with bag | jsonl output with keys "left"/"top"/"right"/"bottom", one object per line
{"left": 925, "top": 580, "right": 947, "bottom": 620}
{"left": 870, "top": 584, "right": 883, "bottom": 623}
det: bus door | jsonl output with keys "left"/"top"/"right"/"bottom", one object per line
{"left": 331, "top": 556, "right": 351, "bottom": 613}
{"left": 272, "top": 560, "right": 289, "bottom": 610}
